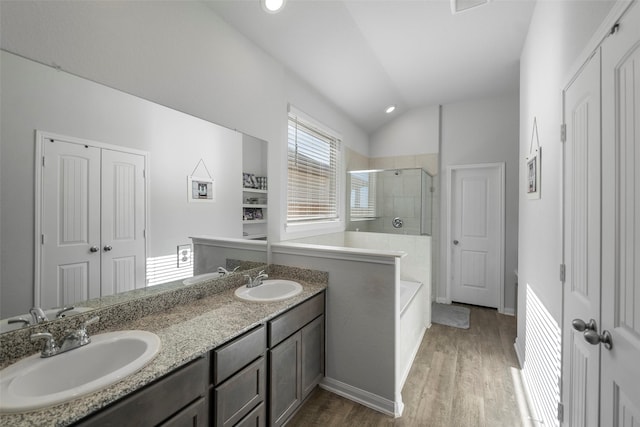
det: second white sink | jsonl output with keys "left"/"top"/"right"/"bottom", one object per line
{"left": 0, "top": 330, "right": 161, "bottom": 413}
{"left": 235, "top": 280, "right": 303, "bottom": 302}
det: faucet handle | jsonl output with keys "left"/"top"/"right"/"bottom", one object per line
{"left": 76, "top": 316, "right": 100, "bottom": 346}
{"left": 244, "top": 274, "right": 252, "bottom": 285}
{"left": 29, "top": 307, "right": 49, "bottom": 324}
{"left": 55, "top": 306, "right": 75, "bottom": 318}
{"left": 31, "top": 332, "right": 59, "bottom": 358}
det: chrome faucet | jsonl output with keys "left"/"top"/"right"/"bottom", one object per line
{"left": 30, "top": 316, "right": 100, "bottom": 358}
{"left": 217, "top": 266, "right": 239, "bottom": 276}
{"left": 29, "top": 307, "right": 49, "bottom": 324}
{"left": 55, "top": 306, "right": 75, "bottom": 318}
{"left": 244, "top": 270, "right": 268, "bottom": 288}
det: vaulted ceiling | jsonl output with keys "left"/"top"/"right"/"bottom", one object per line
{"left": 206, "top": 0, "right": 536, "bottom": 133}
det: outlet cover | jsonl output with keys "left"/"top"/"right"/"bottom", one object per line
{"left": 177, "top": 244, "right": 192, "bottom": 268}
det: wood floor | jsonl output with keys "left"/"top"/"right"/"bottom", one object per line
{"left": 288, "top": 305, "right": 525, "bottom": 427}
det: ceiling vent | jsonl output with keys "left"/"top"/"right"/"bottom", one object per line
{"left": 451, "top": 0, "right": 490, "bottom": 14}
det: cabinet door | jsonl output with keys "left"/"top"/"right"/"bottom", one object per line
{"left": 301, "top": 315, "right": 324, "bottom": 399}
{"left": 269, "top": 331, "right": 301, "bottom": 427}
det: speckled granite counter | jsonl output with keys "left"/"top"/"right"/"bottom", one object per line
{"left": 0, "top": 265, "right": 327, "bottom": 427}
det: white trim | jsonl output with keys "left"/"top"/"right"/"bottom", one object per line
{"left": 562, "top": 0, "right": 635, "bottom": 88}
{"left": 320, "top": 377, "right": 402, "bottom": 417}
{"left": 270, "top": 241, "right": 405, "bottom": 265}
{"left": 34, "top": 130, "right": 149, "bottom": 305}
{"left": 190, "top": 236, "right": 267, "bottom": 253}
{"left": 445, "top": 162, "right": 506, "bottom": 313}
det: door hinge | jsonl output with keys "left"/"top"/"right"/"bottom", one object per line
{"left": 42, "top": 156, "right": 46, "bottom": 167}
{"left": 560, "top": 264, "right": 566, "bottom": 282}
{"left": 41, "top": 234, "right": 46, "bottom": 244}
{"left": 560, "top": 124, "right": 567, "bottom": 143}
{"left": 558, "top": 402, "right": 564, "bottom": 423}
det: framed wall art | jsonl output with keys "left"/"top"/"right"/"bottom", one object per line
{"left": 526, "top": 118, "right": 542, "bottom": 200}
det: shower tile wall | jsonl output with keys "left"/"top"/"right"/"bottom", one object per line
{"left": 375, "top": 169, "right": 423, "bottom": 235}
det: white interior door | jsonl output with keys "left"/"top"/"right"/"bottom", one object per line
{"left": 41, "top": 139, "right": 101, "bottom": 307}
{"left": 600, "top": 3, "right": 640, "bottom": 425}
{"left": 101, "top": 149, "right": 146, "bottom": 295}
{"left": 449, "top": 164, "right": 503, "bottom": 308}
{"left": 39, "top": 134, "right": 147, "bottom": 307}
{"left": 562, "top": 47, "right": 601, "bottom": 427}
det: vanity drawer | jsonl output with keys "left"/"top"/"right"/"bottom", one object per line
{"left": 213, "top": 325, "right": 266, "bottom": 385}
{"left": 235, "top": 401, "right": 266, "bottom": 427}
{"left": 269, "top": 293, "right": 324, "bottom": 347}
{"left": 214, "top": 356, "right": 266, "bottom": 427}
{"left": 75, "top": 355, "right": 208, "bottom": 427}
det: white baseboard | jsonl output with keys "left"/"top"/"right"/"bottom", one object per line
{"left": 320, "top": 377, "right": 402, "bottom": 417}
{"left": 503, "top": 307, "right": 516, "bottom": 316}
{"left": 435, "top": 297, "right": 450, "bottom": 304}
{"left": 514, "top": 338, "right": 525, "bottom": 369}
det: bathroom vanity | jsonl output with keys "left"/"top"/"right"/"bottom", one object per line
{"left": 0, "top": 266, "right": 327, "bottom": 427}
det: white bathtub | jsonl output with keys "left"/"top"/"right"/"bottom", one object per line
{"left": 399, "top": 280, "right": 428, "bottom": 390}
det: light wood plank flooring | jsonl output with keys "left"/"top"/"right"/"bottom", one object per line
{"left": 288, "top": 305, "right": 525, "bottom": 427}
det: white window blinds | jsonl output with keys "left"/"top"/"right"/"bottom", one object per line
{"left": 287, "top": 111, "right": 341, "bottom": 225}
{"left": 349, "top": 171, "right": 377, "bottom": 219}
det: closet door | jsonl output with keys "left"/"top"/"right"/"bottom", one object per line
{"left": 100, "top": 149, "right": 146, "bottom": 296}
{"left": 40, "top": 139, "right": 101, "bottom": 307}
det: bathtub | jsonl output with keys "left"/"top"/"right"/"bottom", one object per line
{"left": 399, "top": 280, "right": 428, "bottom": 389}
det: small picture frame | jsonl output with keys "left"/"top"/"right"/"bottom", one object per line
{"left": 526, "top": 147, "right": 541, "bottom": 199}
{"left": 188, "top": 175, "right": 215, "bottom": 203}
{"left": 243, "top": 208, "right": 254, "bottom": 220}
{"left": 243, "top": 173, "right": 257, "bottom": 189}
{"left": 253, "top": 208, "right": 263, "bottom": 220}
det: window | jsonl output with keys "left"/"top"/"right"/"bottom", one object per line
{"left": 349, "top": 171, "right": 377, "bottom": 219}
{"left": 287, "top": 109, "right": 341, "bottom": 225}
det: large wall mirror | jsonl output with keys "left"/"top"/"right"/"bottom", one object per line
{"left": 0, "top": 51, "right": 267, "bottom": 330}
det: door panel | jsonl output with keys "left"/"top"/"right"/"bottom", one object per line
{"left": 562, "top": 48, "right": 601, "bottom": 427}
{"left": 41, "top": 140, "right": 101, "bottom": 307}
{"left": 450, "top": 166, "right": 501, "bottom": 308}
{"left": 601, "top": 4, "right": 640, "bottom": 425}
{"left": 101, "top": 149, "right": 146, "bottom": 295}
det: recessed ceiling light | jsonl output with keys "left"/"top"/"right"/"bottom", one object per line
{"left": 385, "top": 105, "right": 396, "bottom": 114}
{"left": 262, "top": 0, "right": 286, "bottom": 13}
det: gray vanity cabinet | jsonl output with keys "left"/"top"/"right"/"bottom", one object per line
{"left": 268, "top": 293, "right": 325, "bottom": 427}
{"left": 212, "top": 325, "right": 267, "bottom": 427}
{"left": 74, "top": 355, "right": 209, "bottom": 427}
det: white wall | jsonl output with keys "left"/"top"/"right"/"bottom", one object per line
{"left": 516, "top": 0, "right": 615, "bottom": 359}
{"left": 439, "top": 92, "right": 520, "bottom": 313}
{"left": 0, "top": 0, "right": 369, "bottom": 247}
{"left": 369, "top": 105, "right": 440, "bottom": 158}
{"left": 0, "top": 51, "right": 244, "bottom": 317}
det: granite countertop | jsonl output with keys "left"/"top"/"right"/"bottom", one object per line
{"left": 0, "top": 268, "right": 327, "bottom": 427}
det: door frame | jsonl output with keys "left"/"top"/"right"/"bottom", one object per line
{"left": 444, "top": 162, "right": 506, "bottom": 313}
{"left": 34, "top": 130, "right": 149, "bottom": 307}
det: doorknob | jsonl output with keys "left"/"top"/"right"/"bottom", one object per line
{"left": 103, "top": 245, "right": 113, "bottom": 252}
{"left": 89, "top": 246, "right": 100, "bottom": 253}
{"left": 583, "top": 329, "right": 613, "bottom": 350}
{"left": 572, "top": 318, "right": 597, "bottom": 332}
{"left": 453, "top": 240, "right": 459, "bottom": 245}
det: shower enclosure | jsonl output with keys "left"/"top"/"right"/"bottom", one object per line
{"left": 347, "top": 168, "right": 434, "bottom": 235}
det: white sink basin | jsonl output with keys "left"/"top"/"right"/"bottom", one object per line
{"left": 0, "top": 307, "right": 94, "bottom": 333}
{"left": 182, "top": 272, "right": 221, "bottom": 285}
{"left": 0, "top": 330, "right": 161, "bottom": 413}
{"left": 235, "top": 279, "right": 303, "bottom": 302}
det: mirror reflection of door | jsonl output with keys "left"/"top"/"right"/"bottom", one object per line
{"left": 38, "top": 133, "right": 146, "bottom": 308}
